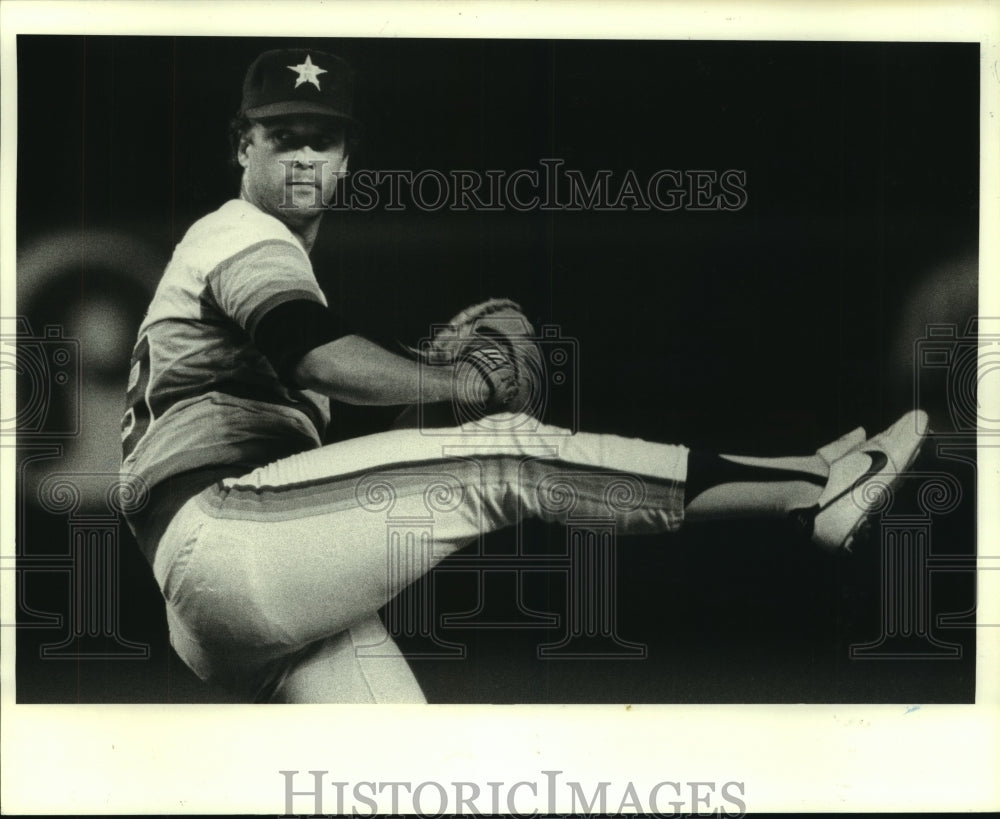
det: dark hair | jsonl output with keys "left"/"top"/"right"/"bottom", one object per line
{"left": 228, "top": 113, "right": 255, "bottom": 171}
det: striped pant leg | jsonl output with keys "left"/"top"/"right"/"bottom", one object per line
{"left": 155, "top": 416, "right": 688, "bottom": 699}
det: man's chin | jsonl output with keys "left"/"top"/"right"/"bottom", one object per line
{"left": 273, "top": 199, "right": 327, "bottom": 223}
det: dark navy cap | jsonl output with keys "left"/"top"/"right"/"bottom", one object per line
{"left": 240, "top": 48, "right": 359, "bottom": 125}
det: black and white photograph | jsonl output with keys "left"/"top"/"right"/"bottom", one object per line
{"left": 2, "top": 1, "right": 998, "bottom": 814}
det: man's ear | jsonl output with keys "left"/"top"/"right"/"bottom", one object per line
{"left": 237, "top": 133, "right": 254, "bottom": 169}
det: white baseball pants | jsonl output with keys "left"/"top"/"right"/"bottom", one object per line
{"left": 151, "top": 415, "right": 688, "bottom": 702}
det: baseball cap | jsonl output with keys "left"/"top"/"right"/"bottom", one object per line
{"left": 240, "top": 48, "right": 360, "bottom": 127}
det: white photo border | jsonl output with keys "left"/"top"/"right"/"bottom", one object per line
{"left": 1, "top": 0, "right": 998, "bottom": 814}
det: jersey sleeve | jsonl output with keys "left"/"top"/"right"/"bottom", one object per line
{"left": 253, "top": 298, "right": 350, "bottom": 385}
{"left": 206, "top": 239, "right": 326, "bottom": 337}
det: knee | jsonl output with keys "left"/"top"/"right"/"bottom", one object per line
{"left": 168, "top": 555, "right": 296, "bottom": 656}
{"left": 165, "top": 568, "right": 304, "bottom": 698}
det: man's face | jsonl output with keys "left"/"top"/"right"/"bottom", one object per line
{"left": 238, "top": 115, "right": 350, "bottom": 225}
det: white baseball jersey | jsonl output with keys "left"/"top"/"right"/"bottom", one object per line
{"left": 121, "top": 198, "right": 331, "bottom": 495}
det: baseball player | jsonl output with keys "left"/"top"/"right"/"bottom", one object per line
{"left": 120, "top": 48, "right": 927, "bottom": 703}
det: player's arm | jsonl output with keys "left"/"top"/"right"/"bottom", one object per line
{"left": 293, "top": 333, "right": 464, "bottom": 405}
{"left": 212, "top": 241, "right": 488, "bottom": 408}
{"left": 253, "top": 298, "right": 484, "bottom": 406}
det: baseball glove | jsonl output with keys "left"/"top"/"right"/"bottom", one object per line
{"left": 424, "top": 297, "right": 543, "bottom": 417}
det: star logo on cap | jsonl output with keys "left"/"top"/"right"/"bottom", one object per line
{"left": 287, "top": 54, "right": 328, "bottom": 90}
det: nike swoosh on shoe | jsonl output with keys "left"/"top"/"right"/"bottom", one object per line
{"left": 819, "top": 449, "right": 889, "bottom": 512}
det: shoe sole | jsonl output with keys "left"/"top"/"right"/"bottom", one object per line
{"left": 840, "top": 417, "right": 930, "bottom": 553}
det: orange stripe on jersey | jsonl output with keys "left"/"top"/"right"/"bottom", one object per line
{"left": 121, "top": 199, "right": 332, "bottom": 496}
{"left": 206, "top": 239, "right": 326, "bottom": 334}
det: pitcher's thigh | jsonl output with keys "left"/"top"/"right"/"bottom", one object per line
{"left": 269, "top": 614, "right": 427, "bottom": 704}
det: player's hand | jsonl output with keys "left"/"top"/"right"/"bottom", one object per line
{"left": 453, "top": 340, "right": 522, "bottom": 415}
{"left": 399, "top": 297, "right": 543, "bottom": 425}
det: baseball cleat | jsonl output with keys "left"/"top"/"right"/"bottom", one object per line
{"left": 816, "top": 425, "right": 867, "bottom": 466}
{"left": 791, "top": 410, "right": 929, "bottom": 553}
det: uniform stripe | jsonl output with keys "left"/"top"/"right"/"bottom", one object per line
{"left": 200, "top": 455, "right": 682, "bottom": 528}
{"left": 149, "top": 380, "right": 328, "bottom": 433}
{"left": 206, "top": 238, "right": 306, "bottom": 291}
{"left": 207, "top": 239, "right": 323, "bottom": 334}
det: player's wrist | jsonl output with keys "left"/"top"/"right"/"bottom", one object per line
{"left": 453, "top": 356, "right": 495, "bottom": 407}
{"left": 454, "top": 344, "right": 519, "bottom": 412}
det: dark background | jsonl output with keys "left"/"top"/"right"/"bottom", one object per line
{"left": 14, "top": 36, "right": 979, "bottom": 703}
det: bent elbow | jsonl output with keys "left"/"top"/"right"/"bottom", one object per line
{"left": 290, "top": 348, "right": 328, "bottom": 393}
